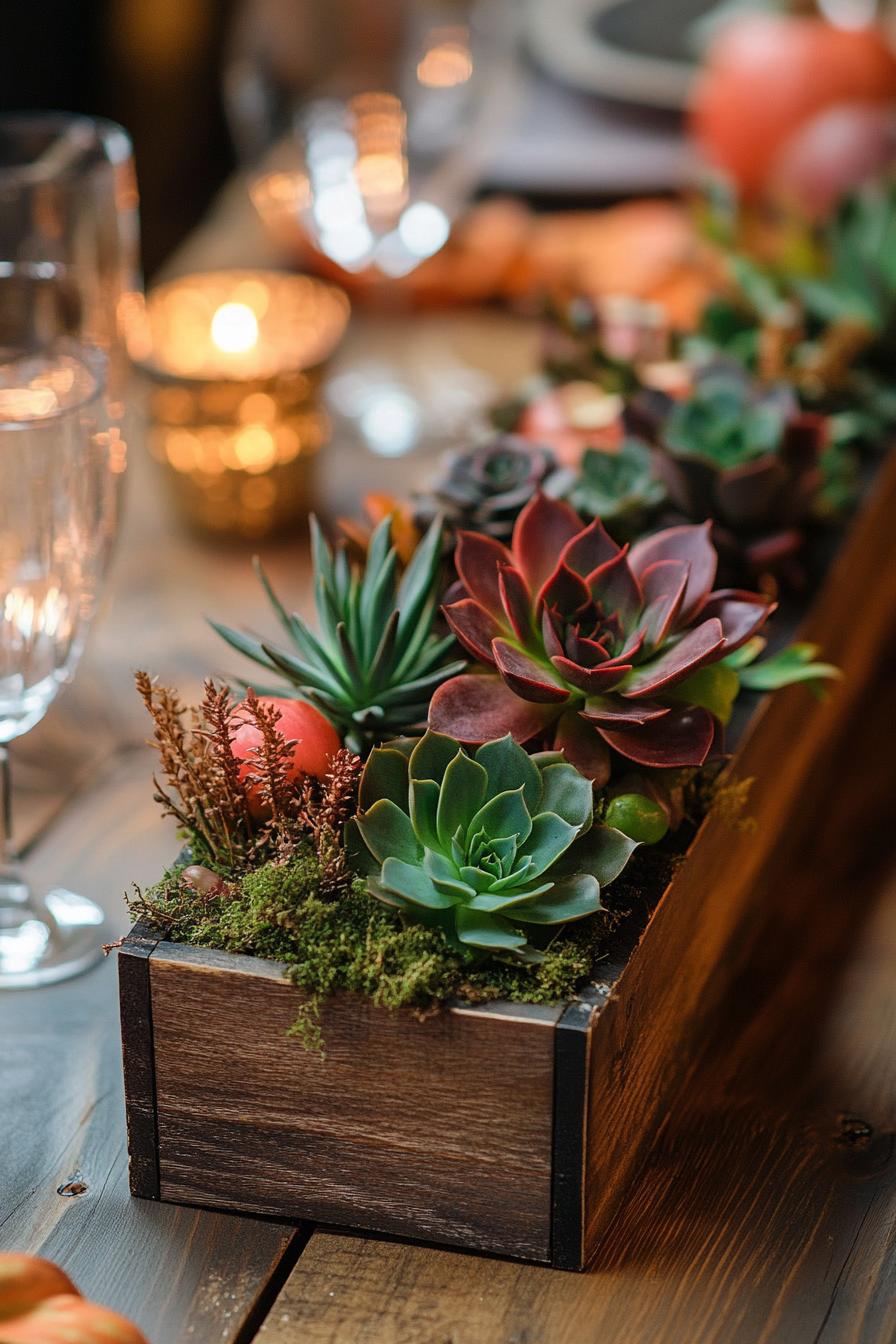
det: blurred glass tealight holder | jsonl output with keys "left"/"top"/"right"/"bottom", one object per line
{"left": 128, "top": 270, "right": 350, "bottom": 539}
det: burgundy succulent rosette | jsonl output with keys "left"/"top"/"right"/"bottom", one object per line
{"left": 429, "top": 493, "right": 773, "bottom": 784}
{"left": 658, "top": 413, "right": 827, "bottom": 581}
{"left": 644, "top": 365, "right": 830, "bottom": 583}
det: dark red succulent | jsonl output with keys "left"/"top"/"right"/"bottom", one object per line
{"left": 651, "top": 362, "right": 829, "bottom": 582}
{"left": 429, "top": 493, "right": 774, "bottom": 783}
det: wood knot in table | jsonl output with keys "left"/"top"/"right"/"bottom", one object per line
{"left": 57, "top": 1171, "right": 89, "bottom": 1197}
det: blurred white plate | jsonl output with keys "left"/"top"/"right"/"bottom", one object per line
{"left": 524, "top": 0, "right": 723, "bottom": 111}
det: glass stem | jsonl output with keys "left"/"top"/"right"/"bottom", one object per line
{"left": 0, "top": 745, "right": 12, "bottom": 872}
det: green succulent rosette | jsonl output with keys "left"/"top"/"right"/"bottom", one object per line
{"left": 546, "top": 437, "right": 667, "bottom": 539}
{"left": 352, "top": 731, "right": 640, "bottom": 961}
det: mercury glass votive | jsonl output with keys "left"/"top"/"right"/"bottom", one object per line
{"left": 129, "top": 270, "right": 350, "bottom": 538}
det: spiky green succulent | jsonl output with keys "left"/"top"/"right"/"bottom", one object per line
{"left": 795, "top": 181, "right": 896, "bottom": 357}
{"left": 211, "top": 515, "right": 466, "bottom": 755}
{"left": 546, "top": 437, "right": 667, "bottom": 539}
{"left": 689, "top": 182, "right": 896, "bottom": 445}
{"left": 352, "top": 731, "right": 641, "bottom": 961}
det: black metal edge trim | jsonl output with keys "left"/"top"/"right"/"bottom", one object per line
{"left": 118, "top": 925, "right": 161, "bottom": 1199}
{"left": 550, "top": 998, "right": 594, "bottom": 1269}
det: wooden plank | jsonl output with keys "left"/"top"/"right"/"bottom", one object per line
{"left": 252, "top": 859, "right": 896, "bottom": 1343}
{"left": 253, "top": 1106, "right": 896, "bottom": 1344}
{"left": 577, "top": 449, "right": 896, "bottom": 1264}
{"left": 148, "top": 949, "right": 561, "bottom": 1260}
{"left": 0, "top": 751, "right": 302, "bottom": 1344}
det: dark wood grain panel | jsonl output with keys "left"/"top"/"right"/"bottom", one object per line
{"left": 149, "top": 949, "right": 561, "bottom": 1260}
{"left": 576, "top": 450, "right": 896, "bottom": 1264}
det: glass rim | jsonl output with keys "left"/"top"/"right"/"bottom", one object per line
{"left": 0, "top": 338, "right": 108, "bottom": 429}
{"left": 0, "top": 111, "right": 133, "bottom": 186}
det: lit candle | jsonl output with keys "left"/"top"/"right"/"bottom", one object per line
{"left": 127, "top": 271, "right": 350, "bottom": 538}
{"left": 131, "top": 270, "right": 349, "bottom": 384}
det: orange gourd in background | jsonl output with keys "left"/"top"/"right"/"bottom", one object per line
{"left": 0, "top": 1254, "right": 147, "bottom": 1344}
{"left": 691, "top": 13, "right": 896, "bottom": 210}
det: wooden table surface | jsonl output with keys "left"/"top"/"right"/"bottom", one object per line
{"left": 2, "top": 206, "right": 896, "bottom": 1343}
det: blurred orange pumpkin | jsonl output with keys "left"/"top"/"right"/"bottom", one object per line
{"left": 0, "top": 1254, "right": 146, "bottom": 1344}
{"left": 691, "top": 13, "right": 896, "bottom": 205}
{"left": 253, "top": 177, "right": 716, "bottom": 330}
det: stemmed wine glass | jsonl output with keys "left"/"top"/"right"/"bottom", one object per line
{"left": 0, "top": 115, "right": 140, "bottom": 988}
{"left": 227, "top": 0, "right": 516, "bottom": 277}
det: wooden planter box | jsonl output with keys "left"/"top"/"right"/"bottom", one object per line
{"left": 118, "top": 455, "right": 896, "bottom": 1270}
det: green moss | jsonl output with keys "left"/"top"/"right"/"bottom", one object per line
{"left": 287, "top": 999, "right": 325, "bottom": 1055}
{"left": 131, "top": 850, "right": 617, "bottom": 1013}
{"left": 131, "top": 844, "right": 674, "bottom": 1027}
{"left": 128, "top": 776, "right": 712, "bottom": 1044}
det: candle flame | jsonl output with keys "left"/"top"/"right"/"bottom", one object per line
{"left": 210, "top": 302, "right": 259, "bottom": 355}
{"left": 138, "top": 272, "right": 350, "bottom": 380}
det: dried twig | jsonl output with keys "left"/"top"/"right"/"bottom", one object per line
{"left": 137, "top": 672, "right": 256, "bottom": 869}
{"left": 240, "top": 690, "right": 296, "bottom": 836}
{"left": 296, "top": 747, "right": 362, "bottom": 897}
{"left": 136, "top": 672, "right": 358, "bottom": 891}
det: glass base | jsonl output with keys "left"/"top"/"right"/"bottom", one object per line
{"left": 0, "top": 876, "right": 108, "bottom": 989}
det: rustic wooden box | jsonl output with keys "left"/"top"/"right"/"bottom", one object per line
{"left": 119, "top": 455, "right": 896, "bottom": 1270}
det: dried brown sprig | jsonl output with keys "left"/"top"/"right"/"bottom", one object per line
{"left": 136, "top": 671, "right": 360, "bottom": 888}
{"left": 136, "top": 671, "right": 252, "bottom": 870}
{"left": 296, "top": 747, "right": 362, "bottom": 898}
{"left": 237, "top": 689, "right": 296, "bottom": 834}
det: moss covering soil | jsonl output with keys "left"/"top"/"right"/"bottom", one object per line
{"left": 126, "top": 762, "right": 731, "bottom": 1051}
{"left": 128, "top": 835, "right": 686, "bottom": 1049}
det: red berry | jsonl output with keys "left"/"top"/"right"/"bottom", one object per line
{"left": 229, "top": 697, "right": 341, "bottom": 810}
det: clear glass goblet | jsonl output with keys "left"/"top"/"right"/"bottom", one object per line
{"left": 0, "top": 116, "right": 139, "bottom": 988}
{"left": 227, "top": 0, "right": 514, "bottom": 277}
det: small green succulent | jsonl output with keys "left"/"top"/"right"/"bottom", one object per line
{"left": 663, "top": 364, "right": 796, "bottom": 469}
{"left": 352, "top": 731, "right": 643, "bottom": 961}
{"left": 546, "top": 437, "right": 666, "bottom": 539}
